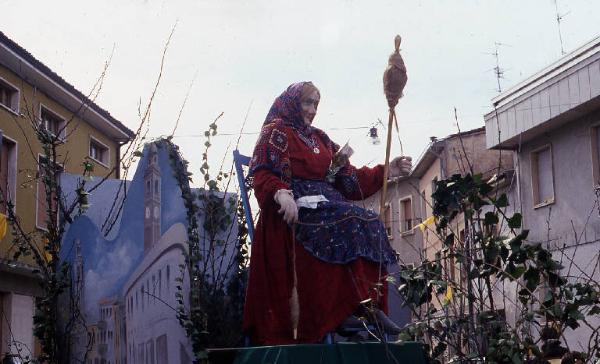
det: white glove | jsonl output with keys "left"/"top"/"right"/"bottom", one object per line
{"left": 274, "top": 189, "right": 298, "bottom": 224}
{"left": 389, "top": 156, "right": 412, "bottom": 177}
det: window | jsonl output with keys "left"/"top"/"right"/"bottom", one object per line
{"left": 531, "top": 145, "right": 555, "bottom": 207}
{"left": 458, "top": 229, "right": 465, "bottom": 244}
{"left": 146, "top": 340, "right": 155, "bottom": 364}
{"left": 40, "top": 105, "right": 66, "bottom": 140}
{"left": 180, "top": 343, "right": 192, "bottom": 364}
{"left": 0, "top": 133, "right": 17, "bottom": 215}
{"left": 399, "top": 197, "right": 413, "bottom": 233}
{"left": 431, "top": 177, "right": 438, "bottom": 194}
{"left": 36, "top": 155, "right": 62, "bottom": 230}
{"left": 152, "top": 275, "right": 156, "bottom": 302}
{"left": 156, "top": 335, "right": 168, "bottom": 364}
{"left": 458, "top": 229, "right": 467, "bottom": 287}
{"left": 443, "top": 247, "right": 456, "bottom": 282}
{"left": 166, "top": 265, "right": 170, "bottom": 290}
{"left": 591, "top": 125, "right": 600, "bottom": 186}
{"left": 138, "top": 344, "right": 145, "bottom": 364}
{"left": 383, "top": 202, "right": 393, "bottom": 239}
{"left": 89, "top": 136, "right": 110, "bottom": 167}
{"left": 0, "top": 78, "right": 19, "bottom": 113}
{"left": 158, "top": 269, "right": 162, "bottom": 298}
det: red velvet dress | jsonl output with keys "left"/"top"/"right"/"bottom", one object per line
{"left": 242, "top": 121, "right": 388, "bottom": 345}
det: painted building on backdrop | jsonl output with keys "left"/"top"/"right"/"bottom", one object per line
{"left": 59, "top": 141, "right": 238, "bottom": 364}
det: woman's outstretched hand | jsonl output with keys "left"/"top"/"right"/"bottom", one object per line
{"left": 389, "top": 156, "right": 412, "bottom": 177}
{"left": 274, "top": 189, "right": 298, "bottom": 224}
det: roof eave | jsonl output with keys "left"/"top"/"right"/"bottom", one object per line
{"left": 0, "top": 31, "right": 134, "bottom": 141}
{"left": 491, "top": 35, "right": 600, "bottom": 110}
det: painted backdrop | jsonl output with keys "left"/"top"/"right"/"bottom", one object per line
{"left": 60, "top": 141, "right": 237, "bottom": 364}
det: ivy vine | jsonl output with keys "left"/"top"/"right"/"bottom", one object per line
{"left": 396, "top": 173, "right": 600, "bottom": 363}
{"left": 159, "top": 119, "right": 248, "bottom": 362}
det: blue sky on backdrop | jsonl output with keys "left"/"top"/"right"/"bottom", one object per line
{"left": 2, "top": 0, "right": 600, "bottom": 179}
{"left": 60, "top": 144, "right": 188, "bottom": 322}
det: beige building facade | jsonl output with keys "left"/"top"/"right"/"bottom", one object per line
{"left": 413, "top": 128, "right": 514, "bottom": 281}
{"left": 0, "top": 31, "right": 133, "bottom": 358}
{"left": 485, "top": 34, "right": 600, "bottom": 350}
{"left": 366, "top": 128, "right": 514, "bottom": 325}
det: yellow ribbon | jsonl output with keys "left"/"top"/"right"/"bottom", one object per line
{"left": 41, "top": 237, "right": 53, "bottom": 263}
{"left": 445, "top": 285, "right": 453, "bottom": 301}
{"left": 442, "top": 285, "right": 454, "bottom": 306}
{"left": 415, "top": 215, "right": 435, "bottom": 232}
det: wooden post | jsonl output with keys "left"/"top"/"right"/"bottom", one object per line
{"left": 380, "top": 109, "right": 395, "bottom": 218}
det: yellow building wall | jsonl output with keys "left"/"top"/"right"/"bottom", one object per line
{"left": 0, "top": 64, "right": 121, "bottom": 265}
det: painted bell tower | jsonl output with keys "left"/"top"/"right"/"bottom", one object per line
{"left": 144, "top": 143, "right": 161, "bottom": 254}
{"left": 74, "top": 238, "right": 84, "bottom": 299}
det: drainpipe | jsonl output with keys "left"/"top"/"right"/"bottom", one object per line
{"left": 116, "top": 141, "right": 124, "bottom": 179}
{"left": 514, "top": 151, "right": 522, "bottom": 220}
{"left": 439, "top": 140, "right": 447, "bottom": 180}
{"left": 516, "top": 134, "right": 523, "bottom": 225}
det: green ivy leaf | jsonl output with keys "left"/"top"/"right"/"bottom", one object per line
{"left": 523, "top": 266, "right": 540, "bottom": 291}
{"left": 589, "top": 306, "right": 600, "bottom": 315}
{"left": 495, "top": 193, "right": 509, "bottom": 208}
{"left": 499, "top": 245, "right": 509, "bottom": 261}
{"left": 513, "top": 266, "right": 527, "bottom": 279}
{"left": 505, "top": 262, "right": 526, "bottom": 280}
{"left": 479, "top": 182, "right": 493, "bottom": 196}
{"left": 484, "top": 212, "right": 499, "bottom": 226}
{"left": 507, "top": 213, "right": 522, "bottom": 229}
{"left": 443, "top": 233, "right": 455, "bottom": 247}
{"left": 517, "top": 288, "right": 530, "bottom": 305}
{"left": 508, "top": 230, "right": 529, "bottom": 251}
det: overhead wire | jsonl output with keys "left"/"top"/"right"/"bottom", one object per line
{"left": 166, "top": 112, "right": 485, "bottom": 139}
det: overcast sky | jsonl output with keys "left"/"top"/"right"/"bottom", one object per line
{"left": 2, "top": 0, "right": 600, "bottom": 183}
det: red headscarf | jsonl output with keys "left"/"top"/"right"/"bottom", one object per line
{"left": 263, "top": 82, "right": 314, "bottom": 133}
{"left": 249, "top": 82, "right": 333, "bottom": 184}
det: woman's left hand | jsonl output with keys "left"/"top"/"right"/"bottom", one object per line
{"left": 389, "top": 156, "right": 412, "bottom": 177}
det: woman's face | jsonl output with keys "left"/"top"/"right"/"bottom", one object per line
{"left": 300, "top": 90, "right": 320, "bottom": 126}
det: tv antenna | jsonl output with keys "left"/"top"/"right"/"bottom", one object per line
{"left": 488, "top": 42, "right": 509, "bottom": 93}
{"left": 554, "top": 0, "right": 570, "bottom": 55}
